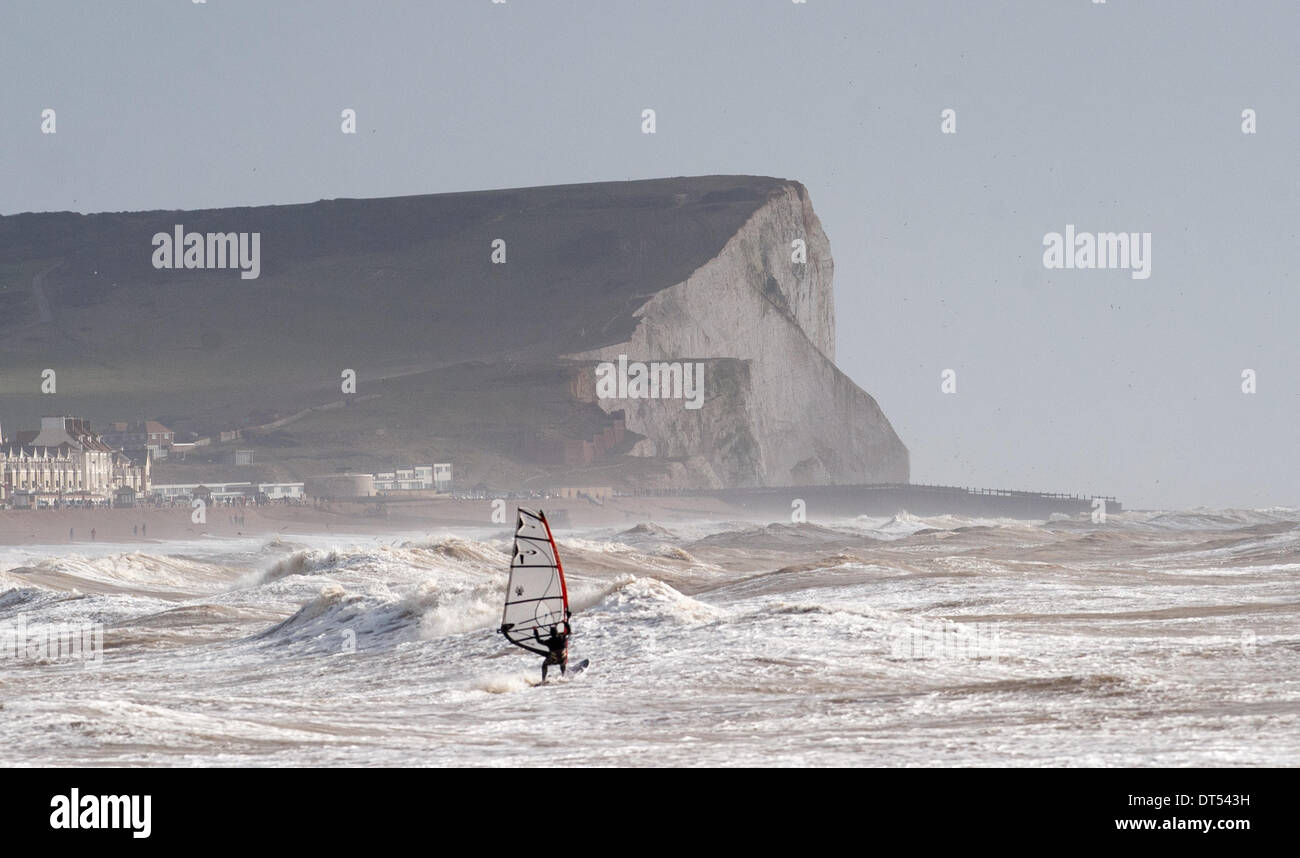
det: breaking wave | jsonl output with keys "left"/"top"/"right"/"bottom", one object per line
{"left": 584, "top": 575, "right": 724, "bottom": 623}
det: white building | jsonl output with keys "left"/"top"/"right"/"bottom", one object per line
{"left": 150, "top": 482, "right": 252, "bottom": 502}
{"left": 151, "top": 482, "right": 303, "bottom": 501}
{"left": 373, "top": 464, "right": 441, "bottom": 492}
{"left": 258, "top": 482, "right": 304, "bottom": 500}
{"left": 1, "top": 417, "right": 149, "bottom": 506}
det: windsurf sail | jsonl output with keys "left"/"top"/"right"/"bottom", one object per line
{"left": 500, "top": 507, "right": 570, "bottom": 656}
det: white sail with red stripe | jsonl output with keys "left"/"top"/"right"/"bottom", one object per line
{"left": 500, "top": 508, "right": 570, "bottom": 655}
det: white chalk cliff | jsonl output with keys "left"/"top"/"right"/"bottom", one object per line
{"left": 567, "top": 182, "right": 909, "bottom": 488}
{"left": 1, "top": 175, "right": 908, "bottom": 489}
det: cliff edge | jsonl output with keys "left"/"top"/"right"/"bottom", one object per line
{"left": 566, "top": 181, "right": 908, "bottom": 487}
{"left": 0, "top": 176, "right": 908, "bottom": 489}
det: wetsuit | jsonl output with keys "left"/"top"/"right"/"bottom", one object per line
{"left": 534, "top": 625, "right": 569, "bottom": 681}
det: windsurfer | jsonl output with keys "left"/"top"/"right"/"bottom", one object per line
{"left": 534, "top": 620, "right": 570, "bottom": 681}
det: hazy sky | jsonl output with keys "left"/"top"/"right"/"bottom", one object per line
{"left": 3, "top": 1, "right": 1297, "bottom": 509}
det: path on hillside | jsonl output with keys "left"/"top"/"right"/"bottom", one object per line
{"left": 31, "top": 261, "right": 60, "bottom": 323}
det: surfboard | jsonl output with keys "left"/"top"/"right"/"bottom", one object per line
{"left": 531, "top": 659, "right": 590, "bottom": 687}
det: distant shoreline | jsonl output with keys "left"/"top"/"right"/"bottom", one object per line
{"left": 0, "top": 496, "right": 748, "bottom": 546}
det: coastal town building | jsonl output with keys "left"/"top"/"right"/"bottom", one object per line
{"left": 151, "top": 482, "right": 251, "bottom": 502}
{"left": 556, "top": 486, "right": 612, "bottom": 504}
{"left": 260, "top": 482, "right": 304, "bottom": 500}
{"left": 0, "top": 416, "right": 150, "bottom": 508}
{"left": 372, "top": 463, "right": 452, "bottom": 494}
{"left": 374, "top": 467, "right": 427, "bottom": 492}
{"left": 305, "top": 473, "right": 376, "bottom": 499}
{"left": 148, "top": 482, "right": 304, "bottom": 502}
{"left": 101, "top": 420, "right": 176, "bottom": 460}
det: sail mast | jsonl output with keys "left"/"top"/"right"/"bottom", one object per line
{"left": 539, "top": 509, "right": 570, "bottom": 619}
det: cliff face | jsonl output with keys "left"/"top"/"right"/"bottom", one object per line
{"left": 0, "top": 175, "right": 907, "bottom": 489}
{"left": 567, "top": 183, "right": 909, "bottom": 487}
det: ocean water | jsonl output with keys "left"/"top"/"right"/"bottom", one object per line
{"left": 0, "top": 509, "right": 1297, "bottom": 766}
